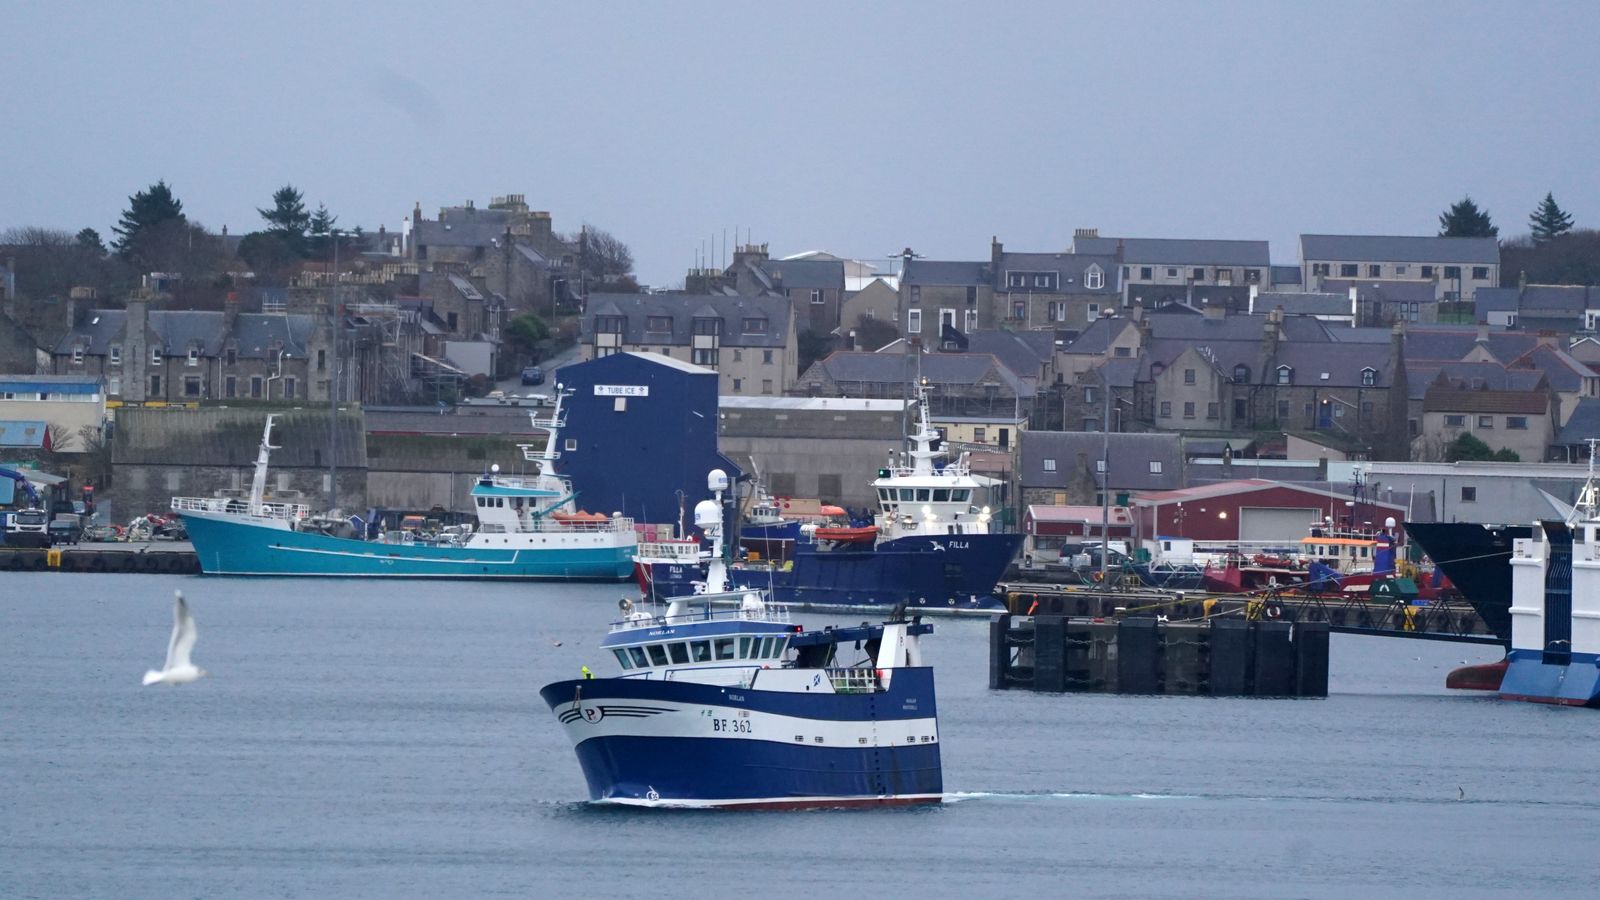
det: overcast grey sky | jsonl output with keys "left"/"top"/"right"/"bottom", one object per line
{"left": 4, "top": 1, "right": 1597, "bottom": 287}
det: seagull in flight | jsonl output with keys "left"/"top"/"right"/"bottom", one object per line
{"left": 143, "top": 590, "right": 207, "bottom": 686}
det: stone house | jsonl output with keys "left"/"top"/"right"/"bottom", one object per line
{"left": 51, "top": 295, "right": 333, "bottom": 404}
{"left": 728, "top": 247, "right": 846, "bottom": 336}
{"left": 1474, "top": 284, "right": 1600, "bottom": 333}
{"left": 580, "top": 292, "right": 797, "bottom": 397}
{"left": 1018, "top": 431, "right": 1184, "bottom": 506}
{"left": 1300, "top": 234, "right": 1500, "bottom": 302}
{"left": 989, "top": 238, "right": 1120, "bottom": 331}
{"left": 1318, "top": 278, "right": 1441, "bottom": 326}
{"left": 838, "top": 278, "right": 900, "bottom": 343}
{"left": 1071, "top": 231, "right": 1271, "bottom": 302}
{"left": 1417, "top": 381, "right": 1555, "bottom": 462}
{"left": 795, "top": 349, "right": 1031, "bottom": 418}
{"left": 407, "top": 195, "right": 579, "bottom": 319}
{"left": 898, "top": 258, "right": 991, "bottom": 340}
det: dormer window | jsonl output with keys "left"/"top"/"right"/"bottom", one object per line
{"left": 741, "top": 317, "right": 768, "bottom": 334}
{"left": 151, "top": 346, "right": 163, "bottom": 366}
{"left": 596, "top": 315, "right": 624, "bottom": 334}
{"left": 646, "top": 316, "right": 672, "bottom": 332}
{"left": 1084, "top": 266, "right": 1104, "bottom": 290}
{"left": 1276, "top": 365, "right": 1293, "bottom": 385}
{"left": 187, "top": 347, "right": 200, "bottom": 367}
{"left": 1233, "top": 364, "right": 1250, "bottom": 383}
{"left": 1361, "top": 367, "right": 1377, "bottom": 386}
{"left": 693, "top": 317, "right": 723, "bottom": 336}
{"left": 72, "top": 346, "right": 85, "bottom": 365}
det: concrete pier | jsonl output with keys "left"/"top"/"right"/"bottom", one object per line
{"left": 990, "top": 614, "right": 1330, "bottom": 698}
{"left": 0, "top": 542, "right": 199, "bottom": 574}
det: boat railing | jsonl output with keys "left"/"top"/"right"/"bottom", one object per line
{"left": 609, "top": 601, "right": 793, "bottom": 631}
{"left": 824, "top": 666, "right": 881, "bottom": 694}
{"left": 170, "top": 495, "right": 311, "bottom": 520}
{"left": 878, "top": 461, "right": 972, "bottom": 479}
{"left": 635, "top": 540, "right": 702, "bottom": 562}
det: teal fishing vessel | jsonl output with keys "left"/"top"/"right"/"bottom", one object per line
{"left": 172, "top": 391, "right": 636, "bottom": 579}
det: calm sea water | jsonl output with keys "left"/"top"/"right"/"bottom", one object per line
{"left": 2, "top": 574, "right": 1596, "bottom": 898}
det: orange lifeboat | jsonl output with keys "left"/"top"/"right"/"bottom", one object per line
{"left": 814, "top": 525, "right": 878, "bottom": 544}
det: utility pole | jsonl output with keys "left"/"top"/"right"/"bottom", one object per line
{"left": 328, "top": 230, "right": 341, "bottom": 512}
{"left": 1100, "top": 366, "right": 1111, "bottom": 588}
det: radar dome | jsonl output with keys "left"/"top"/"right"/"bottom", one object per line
{"left": 693, "top": 499, "right": 722, "bottom": 529}
{"left": 707, "top": 469, "right": 729, "bottom": 492}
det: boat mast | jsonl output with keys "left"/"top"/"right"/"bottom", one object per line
{"left": 249, "top": 414, "right": 280, "bottom": 516}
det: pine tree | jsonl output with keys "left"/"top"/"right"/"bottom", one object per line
{"left": 1529, "top": 192, "right": 1574, "bottom": 244}
{"left": 1438, "top": 196, "right": 1498, "bottom": 238}
{"left": 75, "top": 228, "right": 106, "bottom": 254}
{"left": 112, "top": 180, "right": 186, "bottom": 257}
{"left": 307, "top": 204, "right": 338, "bottom": 260}
{"left": 258, "top": 185, "right": 310, "bottom": 255}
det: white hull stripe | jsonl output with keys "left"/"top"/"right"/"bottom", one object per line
{"left": 555, "top": 700, "right": 939, "bottom": 748}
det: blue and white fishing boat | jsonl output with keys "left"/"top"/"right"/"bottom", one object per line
{"left": 1502, "top": 451, "right": 1600, "bottom": 706}
{"left": 541, "top": 469, "right": 943, "bottom": 808}
{"left": 172, "top": 390, "right": 636, "bottom": 579}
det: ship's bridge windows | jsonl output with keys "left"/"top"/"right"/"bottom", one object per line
{"left": 668, "top": 642, "right": 689, "bottom": 664}
{"left": 739, "top": 637, "right": 752, "bottom": 658}
{"left": 933, "top": 489, "right": 951, "bottom": 502}
{"left": 915, "top": 489, "right": 931, "bottom": 502}
{"left": 612, "top": 649, "right": 634, "bottom": 669}
{"left": 647, "top": 644, "right": 670, "bottom": 666}
{"left": 952, "top": 489, "right": 970, "bottom": 503}
{"left": 714, "top": 638, "right": 736, "bottom": 660}
{"left": 898, "top": 488, "right": 915, "bottom": 501}
{"left": 628, "top": 647, "right": 649, "bottom": 667}
{"left": 690, "top": 640, "right": 712, "bottom": 662}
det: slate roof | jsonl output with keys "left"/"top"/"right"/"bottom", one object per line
{"left": 1423, "top": 386, "right": 1549, "bottom": 415}
{"left": 412, "top": 217, "right": 513, "bottom": 248}
{"left": 1407, "top": 362, "right": 1543, "bottom": 401}
{"left": 957, "top": 330, "right": 1054, "bottom": 382}
{"left": 1019, "top": 431, "right": 1184, "bottom": 491}
{"left": 1404, "top": 328, "right": 1539, "bottom": 363}
{"left": 1520, "top": 285, "right": 1599, "bottom": 313}
{"left": 1508, "top": 344, "right": 1592, "bottom": 392}
{"left": 1126, "top": 284, "right": 1253, "bottom": 309}
{"left": 54, "top": 310, "right": 316, "bottom": 359}
{"left": 1062, "top": 317, "right": 1139, "bottom": 355}
{"left": 1271, "top": 265, "right": 1303, "bottom": 286}
{"left": 1473, "top": 287, "right": 1521, "bottom": 316}
{"left": 1272, "top": 341, "right": 1397, "bottom": 388}
{"left": 1138, "top": 338, "right": 1263, "bottom": 382}
{"left": 1330, "top": 326, "right": 1402, "bottom": 343}
{"left": 994, "top": 252, "right": 1119, "bottom": 294}
{"left": 1146, "top": 313, "right": 1331, "bottom": 343}
{"left": 902, "top": 259, "right": 989, "bottom": 286}
{"left": 1073, "top": 237, "right": 1270, "bottom": 267}
{"left": 581, "top": 292, "right": 790, "bottom": 348}
{"left": 759, "top": 258, "right": 844, "bottom": 291}
{"left": 1318, "top": 278, "right": 1439, "bottom": 303}
{"left": 1252, "top": 292, "right": 1352, "bottom": 317}
{"left": 1301, "top": 234, "right": 1500, "bottom": 264}
{"left": 1555, "top": 397, "right": 1600, "bottom": 444}
{"left": 805, "top": 351, "right": 1032, "bottom": 398}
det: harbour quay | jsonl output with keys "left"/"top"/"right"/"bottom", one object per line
{"left": 991, "top": 614, "right": 1329, "bottom": 698}
{"left": 0, "top": 541, "right": 198, "bottom": 574}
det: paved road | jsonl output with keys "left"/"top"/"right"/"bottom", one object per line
{"left": 495, "top": 342, "right": 582, "bottom": 395}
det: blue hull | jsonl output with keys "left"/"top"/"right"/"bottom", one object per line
{"left": 727, "top": 533, "right": 1023, "bottom": 611}
{"left": 1499, "top": 649, "right": 1600, "bottom": 706}
{"left": 182, "top": 511, "right": 635, "bottom": 580}
{"left": 540, "top": 671, "right": 942, "bottom": 807}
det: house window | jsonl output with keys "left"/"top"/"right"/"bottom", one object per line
{"left": 761, "top": 379, "right": 774, "bottom": 395}
{"left": 72, "top": 347, "right": 84, "bottom": 364}
{"left": 659, "top": 348, "right": 671, "bottom": 357}
{"left": 225, "top": 347, "right": 237, "bottom": 366}
{"left": 1507, "top": 416, "right": 1528, "bottom": 429}
{"left": 1277, "top": 399, "right": 1290, "bottom": 420}
{"left": 1008, "top": 273, "right": 1024, "bottom": 288}
{"left": 1472, "top": 266, "right": 1489, "bottom": 280}
{"left": 1012, "top": 301, "right": 1026, "bottom": 320}
{"left": 1167, "top": 267, "right": 1178, "bottom": 277}
{"left": 1183, "top": 401, "right": 1196, "bottom": 419}
{"left": 1084, "top": 387, "right": 1096, "bottom": 404}
{"left": 446, "top": 312, "right": 458, "bottom": 331}
{"left": 1276, "top": 366, "right": 1293, "bottom": 385}
{"left": 1461, "top": 486, "right": 1477, "bottom": 502}
{"left": 109, "top": 345, "right": 121, "bottom": 365}
{"left": 1184, "top": 368, "right": 1196, "bottom": 384}
{"left": 183, "top": 376, "right": 201, "bottom": 398}
{"left": 1340, "top": 264, "right": 1358, "bottom": 277}
{"left": 1113, "top": 346, "right": 1130, "bottom": 357}
{"left": 732, "top": 378, "right": 743, "bottom": 392}
{"left": 965, "top": 286, "right": 977, "bottom": 305}
{"left": 1215, "top": 268, "right": 1233, "bottom": 284}
{"left": 1235, "top": 398, "right": 1248, "bottom": 419}
{"left": 1096, "top": 460, "right": 1106, "bottom": 473}
{"left": 1233, "top": 364, "right": 1250, "bottom": 383}
{"left": 596, "top": 315, "right": 625, "bottom": 334}
{"left": 148, "top": 374, "right": 161, "bottom": 395}
{"left": 286, "top": 377, "right": 298, "bottom": 399}
{"left": 1140, "top": 267, "right": 1153, "bottom": 280}
{"left": 1159, "top": 401, "right": 1172, "bottom": 418}
{"left": 1245, "top": 268, "right": 1261, "bottom": 284}
{"left": 974, "top": 427, "right": 987, "bottom": 442}
{"left": 1443, "top": 266, "right": 1461, "bottom": 279}
{"left": 1192, "top": 267, "right": 1205, "bottom": 280}
{"left": 1312, "top": 263, "right": 1330, "bottom": 276}
{"left": 810, "top": 289, "right": 823, "bottom": 305}
{"left": 910, "top": 286, "right": 921, "bottom": 304}
{"left": 695, "top": 317, "right": 725, "bottom": 335}
{"left": 1207, "top": 402, "right": 1219, "bottom": 419}
{"left": 1043, "top": 457, "right": 1057, "bottom": 472}
{"left": 1361, "top": 368, "right": 1376, "bottom": 386}
{"left": 1087, "top": 303, "right": 1100, "bottom": 319}
{"left": 692, "top": 348, "right": 718, "bottom": 366}
{"left": 108, "top": 377, "right": 120, "bottom": 395}
{"left": 1149, "top": 461, "right": 1163, "bottom": 474}
{"left": 646, "top": 316, "right": 672, "bottom": 332}
{"left": 187, "top": 347, "right": 200, "bottom": 367}
{"left": 965, "top": 309, "right": 978, "bottom": 332}
{"left": 1477, "top": 415, "right": 1493, "bottom": 428}
{"left": 1084, "top": 267, "right": 1104, "bottom": 290}
{"left": 1444, "top": 414, "right": 1466, "bottom": 426}
{"left": 1421, "top": 266, "right": 1435, "bottom": 278}
{"left": 151, "top": 346, "right": 163, "bottom": 365}
{"left": 908, "top": 310, "right": 922, "bottom": 333}
{"left": 1368, "top": 264, "right": 1382, "bottom": 277}
{"left": 762, "top": 350, "right": 774, "bottom": 365}
{"left": 732, "top": 349, "right": 743, "bottom": 362}
{"left": 1396, "top": 265, "right": 1408, "bottom": 275}
{"left": 225, "top": 375, "right": 237, "bottom": 398}
{"left": 250, "top": 376, "right": 264, "bottom": 399}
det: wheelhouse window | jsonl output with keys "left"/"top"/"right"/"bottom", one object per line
{"left": 690, "top": 640, "right": 712, "bottom": 662}
{"left": 628, "top": 647, "right": 648, "bottom": 667}
{"left": 646, "top": 644, "right": 669, "bottom": 666}
{"left": 613, "top": 649, "right": 634, "bottom": 669}
{"left": 668, "top": 643, "right": 689, "bottom": 664}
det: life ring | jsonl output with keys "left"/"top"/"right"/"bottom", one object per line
{"left": 1265, "top": 603, "right": 1282, "bottom": 620}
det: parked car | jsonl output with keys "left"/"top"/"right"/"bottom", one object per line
{"left": 520, "top": 366, "right": 544, "bottom": 385}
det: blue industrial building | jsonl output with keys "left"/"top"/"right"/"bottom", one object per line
{"left": 554, "top": 352, "right": 741, "bottom": 528}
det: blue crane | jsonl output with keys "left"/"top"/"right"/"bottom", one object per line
{"left": 0, "top": 466, "right": 42, "bottom": 507}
